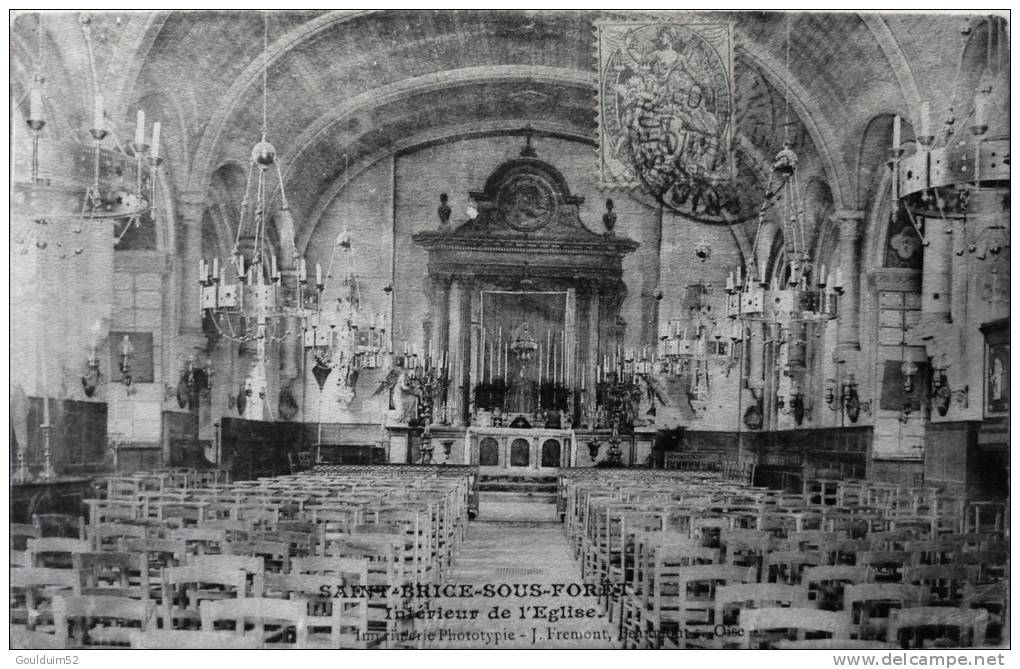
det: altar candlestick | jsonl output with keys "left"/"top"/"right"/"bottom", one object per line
{"left": 503, "top": 342, "right": 508, "bottom": 382}
{"left": 497, "top": 328, "right": 502, "bottom": 378}
{"left": 135, "top": 109, "right": 145, "bottom": 146}
{"left": 151, "top": 121, "right": 161, "bottom": 160}
{"left": 538, "top": 343, "right": 543, "bottom": 384}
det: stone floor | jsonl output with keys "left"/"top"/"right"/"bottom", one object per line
{"left": 422, "top": 520, "right": 620, "bottom": 649}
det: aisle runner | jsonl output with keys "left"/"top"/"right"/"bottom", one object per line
{"left": 423, "top": 522, "right": 619, "bottom": 649}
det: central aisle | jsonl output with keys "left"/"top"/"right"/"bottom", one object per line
{"left": 423, "top": 521, "right": 620, "bottom": 649}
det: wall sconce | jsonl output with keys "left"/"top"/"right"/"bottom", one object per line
{"left": 177, "top": 355, "right": 212, "bottom": 409}
{"left": 119, "top": 334, "right": 134, "bottom": 386}
{"left": 901, "top": 360, "right": 918, "bottom": 393}
{"left": 82, "top": 348, "right": 102, "bottom": 398}
{"left": 824, "top": 378, "right": 838, "bottom": 410}
{"left": 778, "top": 380, "right": 805, "bottom": 425}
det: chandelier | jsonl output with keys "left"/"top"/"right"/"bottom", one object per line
{"left": 199, "top": 14, "right": 320, "bottom": 418}
{"left": 894, "top": 16, "right": 1009, "bottom": 264}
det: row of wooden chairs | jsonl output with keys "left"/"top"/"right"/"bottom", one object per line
{"left": 12, "top": 468, "right": 476, "bottom": 650}
{"left": 559, "top": 471, "right": 1008, "bottom": 650}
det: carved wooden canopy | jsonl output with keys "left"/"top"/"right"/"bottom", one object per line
{"left": 413, "top": 147, "right": 638, "bottom": 289}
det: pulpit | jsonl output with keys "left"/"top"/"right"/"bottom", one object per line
{"left": 413, "top": 139, "right": 639, "bottom": 430}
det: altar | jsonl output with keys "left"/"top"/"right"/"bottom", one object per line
{"left": 466, "top": 426, "right": 573, "bottom": 473}
{"left": 411, "top": 136, "right": 639, "bottom": 432}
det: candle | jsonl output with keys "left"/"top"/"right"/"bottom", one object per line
{"left": 835, "top": 267, "right": 844, "bottom": 289}
{"left": 315, "top": 262, "right": 322, "bottom": 285}
{"left": 30, "top": 85, "right": 43, "bottom": 121}
{"left": 820, "top": 264, "right": 827, "bottom": 284}
{"left": 538, "top": 343, "right": 543, "bottom": 384}
{"left": 920, "top": 100, "right": 931, "bottom": 138}
{"left": 135, "top": 109, "right": 145, "bottom": 146}
{"left": 199, "top": 258, "right": 206, "bottom": 282}
{"left": 271, "top": 254, "right": 277, "bottom": 278}
{"left": 212, "top": 257, "right": 219, "bottom": 278}
{"left": 151, "top": 121, "right": 161, "bottom": 159}
{"left": 892, "top": 114, "right": 901, "bottom": 150}
{"left": 974, "top": 94, "right": 988, "bottom": 128}
{"left": 94, "top": 93, "right": 104, "bottom": 130}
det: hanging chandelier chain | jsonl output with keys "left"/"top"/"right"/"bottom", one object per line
{"left": 262, "top": 11, "right": 269, "bottom": 139}
{"left": 784, "top": 14, "right": 791, "bottom": 145}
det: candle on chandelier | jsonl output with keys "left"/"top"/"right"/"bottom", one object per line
{"left": 94, "top": 93, "right": 104, "bottom": 130}
{"left": 135, "top": 109, "right": 145, "bottom": 146}
{"left": 315, "top": 263, "right": 322, "bottom": 286}
{"left": 892, "top": 114, "right": 901, "bottom": 150}
{"left": 151, "top": 121, "right": 161, "bottom": 160}
{"left": 212, "top": 257, "right": 219, "bottom": 279}
{"left": 920, "top": 100, "right": 931, "bottom": 138}
{"left": 974, "top": 93, "right": 988, "bottom": 128}
{"left": 29, "top": 85, "right": 43, "bottom": 122}
{"left": 271, "top": 254, "right": 278, "bottom": 278}
{"left": 199, "top": 258, "right": 206, "bottom": 282}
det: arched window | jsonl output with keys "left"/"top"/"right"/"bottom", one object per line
{"left": 541, "top": 439, "right": 561, "bottom": 467}
{"left": 510, "top": 438, "right": 530, "bottom": 467}
{"left": 479, "top": 437, "right": 500, "bottom": 466}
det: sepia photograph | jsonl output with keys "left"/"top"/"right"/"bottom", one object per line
{"left": 7, "top": 8, "right": 1011, "bottom": 657}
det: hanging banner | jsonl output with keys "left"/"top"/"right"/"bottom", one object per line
{"left": 596, "top": 21, "right": 739, "bottom": 222}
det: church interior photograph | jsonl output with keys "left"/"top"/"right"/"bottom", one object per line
{"left": 9, "top": 10, "right": 1010, "bottom": 651}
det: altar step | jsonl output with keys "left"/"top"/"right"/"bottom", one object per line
{"left": 477, "top": 474, "right": 559, "bottom": 522}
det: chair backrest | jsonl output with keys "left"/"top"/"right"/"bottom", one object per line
{"left": 740, "top": 607, "right": 851, "bottom": 649}
{"left": 11, "top": 523, "right": 42, "bottom": 550}
{"left": 887, "top": 606, "right": 988, "bottom": 648}
{"left": 714, "top": 583, "right": 808, "bottom": 626}
{"left": 88, "top": 521, "right": 148, "bottom": 551}
{"left": 26, "top": 537, "right": 90, "bottom": 567}
{"left": 264, "top": 572, "right": 368, "bottom": 648}
{"left": 161, "top": 564, "right": 249, "bottom": 630}
{"left": 52, "top": 594, "right": 156, "bottom": 648}
{"left": 11, "top": 567, "right": 82, "bottom": 631}
{"left": 843, "top": 583, "right": 930, "bottom": 640}
{"left": 73, "top": 551, "right": 151, "bottom": 599}
{"left": 199, "top": 597, "right": 308, "bottom": 648}
{"left": 33, "top": 514, "right": 86, "bottom": 539}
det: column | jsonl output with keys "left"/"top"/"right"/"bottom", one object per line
{"left": 921, "top": 211, "right": 952, "bottom": 324}
{"left": 469, "top": 282, "right": 482, "bottom": 420}
{"left": 178, "top": 191, "right": 207, "bottom": 340}
{"left": 832, "top": 210, "right": 865, "bottom": 355}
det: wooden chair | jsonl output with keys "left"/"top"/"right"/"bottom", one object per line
{"left": 962, "top": 581, "right": 1008, "bottom": 646}
{"left": 129, "top": 629, "right": 262, "bottom": 649}
{"left": 887, "top": 607, "right": 988, "bottom": 648}
{"left": 188, "top": 553, "right": 266, "bottom": 596}
{"left": 858, "top": 550, "right": 914, "bottom": 582}
{"left": 264, "top": 571, "right": 374, "bottom": 649}
{"left": 802, "top": 565, "right": 872, "bottom": 611}
{"left": 763, "top": 549, "right": 824, "bottom": 585}
{"left": 843, "top": 583, "right": 929, "bottom": 641}
{"left": 52, "top": 594, "right": 157, "bottom": 648}
{"left": 25, "top": 537, "right": 90, "bottom": 569}
{"left": 228, "top": 539, "right": 290, "bottom": 574}
{"left": 11, "top": 567, "right": 81, "bottom": 632}
{"left": 33, "top": 514, "right": 86, "bottom": 539}
{"left": 11, "top": 523, "right": 42, "bottom": 550}
{"left": 161, "top": 565, "right": 248, "bottom": 630}
{"left": 88, "top": 521, "right": 148, "bottom": 552}
{"left": 167, "top": 527, "right": 229, "bottom": 555}
{"left": 73, "top": 551, "right": 151, "bottom": 601}
{"left": 199, "top": 597, "right": 308, "bottom": 649}
{"left": 714, "top": 582, "right": 809, "bottom": 627}
{"left": 904, "top": 564, "right": 970, "bottom": 606}
{"left": 739, "top": 607, "right": 851, "bottom": 649}
{"left": 637, "top": 563, "right": 756, "bottom": 649}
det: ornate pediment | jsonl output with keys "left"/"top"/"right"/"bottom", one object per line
{"left": 414, "top": 139, "right": 638, "bottom": 269}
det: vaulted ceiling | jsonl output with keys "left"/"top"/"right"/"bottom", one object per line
{"left": 12, "top": 10, "right": 979, "bottom": 245}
